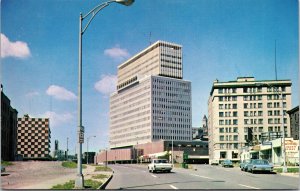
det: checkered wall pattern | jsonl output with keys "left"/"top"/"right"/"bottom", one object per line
{"left": 17, "top": 117, "right": 51, "bottom": 159}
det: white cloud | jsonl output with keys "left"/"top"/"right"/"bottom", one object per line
{"left": 25, "top": 91, "right": 40, "bottom": 98}
{"left": 94, "top": 75, "right": 117, "bottom": 95}
{"left": 46, "top": 85, "right": 77, "bottom": 101}
{"left": 104, "top": 45, "right": 130, "bottom": 60}
{"left": 41, "top": 111, "right": 74, "bottom": 127}
{"left": 1, "top": 33, "right": 31, "bottom": 59}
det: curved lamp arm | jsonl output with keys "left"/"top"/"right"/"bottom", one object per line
{"left": 81, "top": 0, "right": 134, "bottom": 35}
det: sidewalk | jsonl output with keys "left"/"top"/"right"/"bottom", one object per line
{"left": 24, "top": 165, "right": 113, "bottom": 189}
{"left": 279, "top": 172, "right": 299, "bottom": 178}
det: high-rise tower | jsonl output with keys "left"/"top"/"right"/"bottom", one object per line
{"left": 109, "top": 41, "right": 192, "bottom": 148}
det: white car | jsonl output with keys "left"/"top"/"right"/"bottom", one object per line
{"left": 148, "top": 159, "right": 173, "bottom": 173}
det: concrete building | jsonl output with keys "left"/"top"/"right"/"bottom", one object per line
{"left": 287, "top": 106, "right": 299, "bottom": 140}
{"left": 95, "top": 140, "right": 209, "bottom": 164}
{"left": 17, "top": 115, "right": 51, "bottom": 160}
{"left": 110, "top": 41, "right": 192, "bottom": 149}
{"left": 208, "top": 77, "right": 292, "bottom": 163}
{"left": 240, "top": 137, "right": 299, "bottom": 165}
{"left": 1, "top": 85, "right": 18, "bottom": 161}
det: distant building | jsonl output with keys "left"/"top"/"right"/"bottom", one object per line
{"left": 287, "top": 106, "right": 299, "bottom": 140}
{"left": 1, "top": 85, "right": 18, "bottom": 161}
{"left": 17, "top": 115, "right": 51, "bottom": 160}
{"left": 95, "top": 140, "right": 209, "bottom": 164}
{"left": 192, "top": 127, "right": 202, "bottom": 140}
{"left": 208, "top": 77, "right": 292, "bottom": 163}
{"left": 109, "top": 41, "right": 192, "bottom": 148}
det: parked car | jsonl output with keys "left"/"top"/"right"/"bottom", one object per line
{"left": 221, "top": 159, "right": 233, "bottom": 167}
{"left": 247, "top": 159, "right": 273, "bottom": 173}
{"left": 148, "top": 159, "right": 173, "bottom": 173}
{"left": 240, "top": 159, "right": 251, "bottom": 171}
{"left": 211, "top": 159, "right": 219, "bottom": 165}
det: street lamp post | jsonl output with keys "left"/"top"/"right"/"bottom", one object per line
{"left": 256, "top": 83, "right": 287, "bottom": 173}
{"left": 87, "top": 135, "right": 96, "bottom": 165}
{"left": 76, "top": 0, "right": 134, "bottom": 188}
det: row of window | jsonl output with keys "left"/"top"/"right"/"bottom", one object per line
{"left": 219, "top": 119, "right": 238, "bottom": 125}
{"left": 219, "top": 135, "right": 239, "bottom": 141}
{"left": 219, "top": 143, "right": 239, "bottom": 150}
{"left": 219, "top": 111, "right": 238, "bottom": 117}
{"left": 219, "top": 127, "right": 238, "bottom": 133}
{"left": 161, "top": 53, "right": 182, "bottom": 60}
{"left": 219, "top": 96, "right": 237, "bottom": 101}
{"left": 244, "top": 119, "right": 264, "bottom": 125}
{"left": 218, "top": 88, "right": 237, "bottom": 94}
{"left": 244, "top": 127, "right": 264, "bottom": 133}
{"left": 219, "top": 104, "right": 237, "bottom": 109}
{"left": 153, "top": 79, "right": 188, "bottom": 87}
{"left": 268, "top": 118, "right": 287, "bottom": 124}
{"left": 153, "top": 103, "right": 191, "bottom": 111}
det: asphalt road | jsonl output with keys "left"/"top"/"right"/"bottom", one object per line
{"left": 106, "top": 164, "right": 299, "bottom": 190}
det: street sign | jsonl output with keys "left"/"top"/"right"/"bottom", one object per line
{"left": 79, "top": 131, "right": 84, "bottom": 143}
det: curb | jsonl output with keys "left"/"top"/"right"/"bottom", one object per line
{"left": 98, "top": 171, "right": 114, "bottom": 190}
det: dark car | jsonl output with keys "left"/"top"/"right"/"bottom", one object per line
{"left": 221, "top": 159, "right": 233, "bottom": 167}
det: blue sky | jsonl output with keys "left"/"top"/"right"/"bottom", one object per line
{"left": 1, "top": 0, "right": 298, "bottom": 154}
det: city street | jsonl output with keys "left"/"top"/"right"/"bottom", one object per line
{"left": 106, "top": 164, "right": 299, "bottom": 190}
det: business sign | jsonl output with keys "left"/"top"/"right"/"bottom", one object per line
{"left": 285, "top": 140, "right": 299, "bottom": 159}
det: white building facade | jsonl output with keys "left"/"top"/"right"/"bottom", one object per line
{"left": 208, "top": 77, "right": 292, "bottom": 163}
{"left": 110, "top": 41, "right": 192, "bottom": 148}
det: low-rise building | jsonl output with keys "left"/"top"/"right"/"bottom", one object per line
{"left": 95, "top": 140, "right": 209, "bottom": 164}
{"left": 17, "top": 115, "right": 51, "bottom": 160}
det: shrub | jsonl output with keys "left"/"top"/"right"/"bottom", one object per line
{"left": 52, "top": 180, "right": 74, "bottom": 189}
{"left": 84, "top": 179, "right": 102, "bottom": 189}
{"left": 92, "top": 174, "right": 108, "bottom": 179}
{"left": 1, "top": 161, "right": 13, "bottom": 166}
{"left": 94, "top": 166, "right": 112, "bottom": 172}
{"left": 62, "top": 161, "right": 87, "bottom": 169}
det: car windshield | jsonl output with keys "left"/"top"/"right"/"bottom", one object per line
{"left": 253, "top": 160, "right": 269, "bottom": 165}
{"left": 154, "top": 160, "right": 168, "bottom": 163}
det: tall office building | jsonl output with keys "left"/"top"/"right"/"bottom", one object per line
{"left": 110, "top": 41, "right": 192, "bottom": 148}
{"left": 208, "top": 77, "right": 292, "bottom": 163}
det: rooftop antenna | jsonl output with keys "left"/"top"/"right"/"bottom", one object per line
{"left": 274, "top": 40, "right": 278, "bottom": 80}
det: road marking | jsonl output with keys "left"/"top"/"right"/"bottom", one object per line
{"left": 151, "top": 174, "right": 157, "bottom": 178}
{"left": 169, "top": 185, "right": 178, "bottom": 189}
{"left": 190, "top": 174, "right": 214, "bottom": 180}
{"left": 238, "top": 184, "right": 260, "bottom": 189}
{"left": 198, "top": 175, "right": 214, "bottom": 180}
